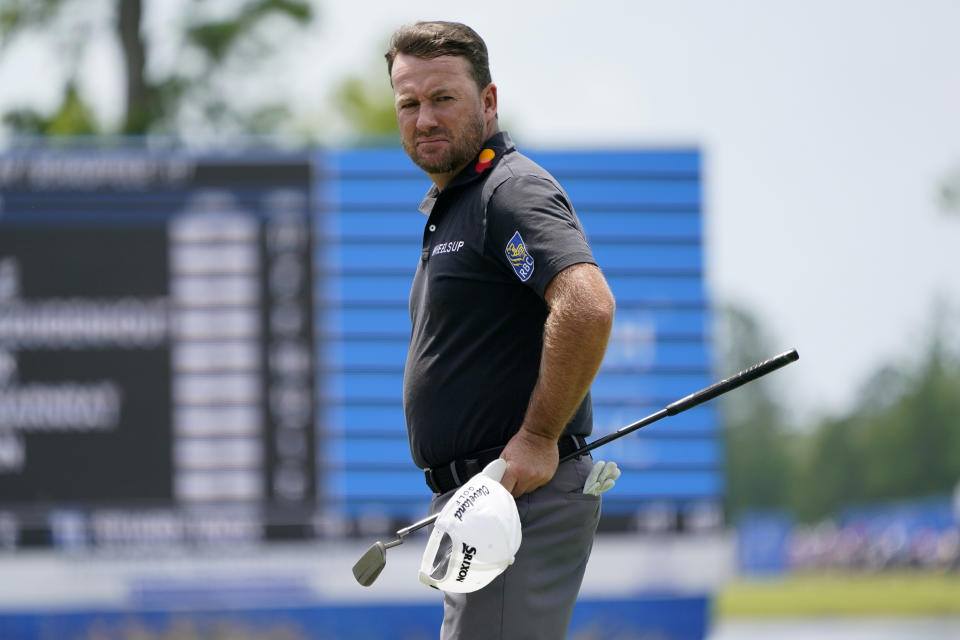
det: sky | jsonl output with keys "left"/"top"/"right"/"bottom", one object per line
{"left": 1, "top": 0, "right": 958, "bottom": 422}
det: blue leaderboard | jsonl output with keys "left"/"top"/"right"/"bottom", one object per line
{"left": 0, "top": 144, "right": 717, "bottom": 547}
{"left": 0, "top": 149, "right": 318, "bottom": 546}
{"left": 318, "top": 146, "right": 719, "bottom": 532}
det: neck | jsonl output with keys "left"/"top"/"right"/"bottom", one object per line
{"left": 429, "top": 168, "right": 461, "bottom": 192}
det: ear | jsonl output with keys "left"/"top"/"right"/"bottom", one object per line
{"left": 481, "top": 83, "right": 498, "bottom": 122}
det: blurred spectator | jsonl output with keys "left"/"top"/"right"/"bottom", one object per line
{"left": 784, "top": 495, "right": 960, "bottom": 572}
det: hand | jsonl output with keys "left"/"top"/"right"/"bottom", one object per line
{"left": 583, "top": 460, "right": 620, "bottom": 496}
{"left": 498, "top": 428, "right": 559, "bottom": 498}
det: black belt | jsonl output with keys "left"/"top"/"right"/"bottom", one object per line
{"left": 423, "top": 434, "right": 588, "bottom": 494}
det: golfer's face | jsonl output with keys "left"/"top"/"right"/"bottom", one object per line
{"left": 391, "top": 53, "right": 490, "bottom": 179}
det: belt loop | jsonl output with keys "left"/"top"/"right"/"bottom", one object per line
{"left": 564, "top": 434, "right": 585, "bottom": 460}
{"left": 424, "top": 468, "right": 439, "bottom": 493}
{"left": 463, "top": 458, "right": 481, "bottom": 479}
{"left": 449, "top": 460, "right": 461, "bottom": 487}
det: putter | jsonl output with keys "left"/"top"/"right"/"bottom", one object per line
{"left": 352, "top": 348, "right": 800, "bottom": 586}
{"left": 353, "top": 512, "right": 439, "bottom": 586}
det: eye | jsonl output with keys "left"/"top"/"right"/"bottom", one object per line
{"left": 399, "top": 101, "right": 418, "bottom": 110}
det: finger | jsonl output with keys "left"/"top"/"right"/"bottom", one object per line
{"left": 601, "top": 461, "right": 621, "bottom": 482}
{"left": 508, "top": 477, "right": 526, "bottom": 498}
{"left": 584, "top": 461, "right": 621, "bottom": 495}
{"left": 482, "top": 458, "right": 507, "bottom": 481}
{"left": 584, "top": 461, "right": 603, "bottom": 487}
{"left": 596, "top": 461, "right": 616, "bottom": 482}
{"left": 499, "top": 460, "right": 519, "bottom": 496}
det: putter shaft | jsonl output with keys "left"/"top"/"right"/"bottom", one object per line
{"left": 353, "top": 348, "right": 800, "bottom": 586}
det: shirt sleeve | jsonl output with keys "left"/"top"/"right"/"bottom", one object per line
{"left": 485, "top": 174, "right": 596, "bottom": 298}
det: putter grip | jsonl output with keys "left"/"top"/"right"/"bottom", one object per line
{"left": 665, "top": 348, "right": 799, "bottom": 416}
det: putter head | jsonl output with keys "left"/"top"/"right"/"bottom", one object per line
{"left": 352, "top": 541, "right": 388, "bottom": 586}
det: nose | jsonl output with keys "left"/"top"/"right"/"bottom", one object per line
{"left": 416, "top": 103, "right": 439, "bottom": 131}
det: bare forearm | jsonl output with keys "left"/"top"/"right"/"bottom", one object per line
{"left": 521, "top": 263, "right": 615, "bottom": 441}
{"left": 499, "top": 263, "right": 614, "bottom": 496}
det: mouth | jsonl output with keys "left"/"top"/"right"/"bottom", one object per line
{"left": 416, "top": 138, "right": 448, "bottom": 149}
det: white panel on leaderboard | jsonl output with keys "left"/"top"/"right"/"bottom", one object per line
{"left": 171, "top": 275, "right": 259, "bottom": 306}
{"left": 173, "top": 373, "right": 261, "bottom": 403}
{"left": 174, "top": 438, "right": 263, "bottom": 469}
{"left": 172, "top": 308, "right": 260, "bottom": 339}
{"left": 172, "top": 341, "right": 260, "bottom": 371}
{"left": 169, "top": 206, "right": 258, "bottom": 242}
{"left": 175, "top": 470, "right": 262, "bottom": 501}
{"left": 175, "top": 406, "right": 261, "bottom": 436}
{"left": 170, "top": 244, "right": 259, "bottom": 274}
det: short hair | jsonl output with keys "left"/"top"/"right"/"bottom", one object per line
{"left": 385, "top": 21, "right": 492, "bottom": 91}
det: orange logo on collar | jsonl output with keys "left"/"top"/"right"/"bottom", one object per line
{"left": 475, "top": 148, "right": 495, "bottom": 173}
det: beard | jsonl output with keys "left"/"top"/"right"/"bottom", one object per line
{"left": 402, "top": 112, "right": 487, "bottom": 176}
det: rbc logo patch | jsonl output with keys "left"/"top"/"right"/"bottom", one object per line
{"left": 505, "top": 231, "right": 535, "bottom": 282}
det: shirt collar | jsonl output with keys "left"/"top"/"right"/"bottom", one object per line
{"left": 418, "top": 131, "right": 516, "bottom": 215}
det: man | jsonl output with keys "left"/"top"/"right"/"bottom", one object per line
{"left": 386, "top": 21, "right": 616, "bottom": 639}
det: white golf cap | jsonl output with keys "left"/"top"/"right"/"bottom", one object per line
{"left": 418, "top": 459, "right": 522, "bottom": 593}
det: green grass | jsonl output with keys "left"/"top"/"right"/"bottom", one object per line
{"left": 715, "top": 571, "right": 960, "bottom": 618}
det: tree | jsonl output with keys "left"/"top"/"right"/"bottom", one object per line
{"left": 791, "top": 305, "right": 960, "bottom": 522}
{"left": 332, "top": 74, "right": 398, "bottom": 142}
{"left": 939, "top": 162, "right": 960, "bottom": 214}
{"left": 791, "top": 415, "right": 864, "bottom": 521}
{"left": 715, "top": 304, "right": 796, "bottom": 522}
{"left": 0, "top": 0, "right": 316, "bottom": 136}
{"left": 852, "top": 323, "right": 960, "bottom": 503}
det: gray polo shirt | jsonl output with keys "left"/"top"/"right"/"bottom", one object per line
{"left": 403, "top": 131, "right": 597, "bottom": 470}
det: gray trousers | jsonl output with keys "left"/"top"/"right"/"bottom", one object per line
{"left": 429, "top": 456, "right": 601, "bottom": 640}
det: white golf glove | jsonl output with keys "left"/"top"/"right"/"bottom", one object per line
{"left": 583, "top": 460, "right": 621, "bottom": 496}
